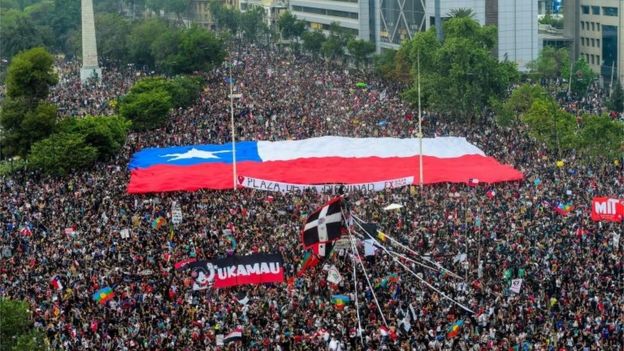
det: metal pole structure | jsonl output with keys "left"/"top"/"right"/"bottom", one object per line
{"left": 417, "top": 49, "right": 423, "bottom": 188}
{"left": 435, "top": 0, "right": 442, "bottom": 42}
{"left": 230, "top": 62, "right": 237, "bottom": 191}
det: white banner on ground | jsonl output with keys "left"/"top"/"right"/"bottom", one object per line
{"left": 239, "top": 176, "right": 414, "bottom": 193}
{"left": 510, "top": 278, "right": 523, "bottom": 294}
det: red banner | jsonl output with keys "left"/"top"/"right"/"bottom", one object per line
{"left": 591, "top": 197, "right": 624, "bottom": 222}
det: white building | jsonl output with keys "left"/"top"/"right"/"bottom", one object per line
{"left": 289, "top": 0, "right": 372, "bottom": 40}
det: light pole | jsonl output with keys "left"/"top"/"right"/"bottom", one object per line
{"left": 417, "top": 49, "right": 424, "bottom": 188}
{"left": 229, "top": 62, "right": 237, "bottom": 191}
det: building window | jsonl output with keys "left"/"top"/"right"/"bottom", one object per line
{"left": 596, "top": 23, "right": 600, "bottom": 31}
{"left": 591, "top": 6, "right": 600, "bottom": 15}
{"left": 581, "top": 22, "right": 585, "bottom": 30}
{"left": 581, "top": 5, "right": 589, "bottom": 14}
{"left": 597, "top": 39, "right": 600, "bottom": 47}
{"left": 602, "top": 7, "right": 618, "bottom": 16}
{"left": 596, "top": 55, "right": 600, "bottom": 64}
{"left": 591, "top": 22, "right": 595, "bottom": 31}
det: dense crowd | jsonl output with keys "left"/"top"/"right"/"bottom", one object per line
{"left": 1, "top": 44, "right": 623, "bottom": 351}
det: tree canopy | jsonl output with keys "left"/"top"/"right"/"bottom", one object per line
{"left": 0, "top": 299, "right": 48, "bottom": 351}
{"left": 400, "top": 16, "right": 518, "bottom": 121}
{"left": 1, "top": 47, "right": 58, "bottom": 157}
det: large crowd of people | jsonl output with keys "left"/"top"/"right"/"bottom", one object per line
{"left": 1, "top": 44, "right": 622, "bottom": 351}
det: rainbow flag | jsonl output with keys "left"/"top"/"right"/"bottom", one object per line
{"left": 331, "top": 294, "right": 351, "bottom": 310}
{"left": 376, "top": 273, "right": 399, "bottom": 289}
{"left": 447, "top": 320, "right": 463, "bottom": 338}
{"left": 92, "top": 287, "right": 114, "bottom": 305}
{"left": 151, "top": 216, "right": 166, "bottom": 229}
{"left": 554, "top": 202, "right": 574, "bottom": 216}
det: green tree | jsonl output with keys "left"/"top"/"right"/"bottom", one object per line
{"left": 0, "top": 299, "right": 47, "bottom": 351}
{"left": 1, "top": 48, "right": 58, "bottom": 157}
{"left": 5, "top": 47, "right": 58, "bottom": 103}
{"left": 151, "top": 27, "right": 186, "bottom": 74}
{"left": 58, "top": 115, "right": 131, "bottom": 160}
{"left": 607, "top": 79, "right": 624, "bottom": 113}
{"left": 177, "top": 26, "right": 226, "bottom": 73}
{"left": 240, "top": 7, "right": 266, "bottom": 42}
{"left": 119, "top": 89, "right": 172, "bottom": 130}
{"left": 522, "top": 97, "right": 578, "bottom": 154}
{"left": 129, "top": 76, "right": 203, "bottom": 108}
{"left": 0, "top": 299, "right": 31, "bottom": 351}
{"left": 277, "top": 11, "right": 304, "bottom": 41}
{"left": 403, "top": 17, "right": 518, "bottom": 121}
{"left": 96, "top": 13, "right": 131, "bottom": 64}
{"left": 210, "top": 1, "right": 240, "bottom": 33}
{"left": 576, "top": 114, "right": 624, "bottom": 161}
{"left": 347, "top": 38, "right": 376, "bottom": 67}
{"left": 0, "top": 11, "right": 44, "bottom": 60}
{"left": 302, "top": 30, "right": 325, "bottom": 57}
{"left": 570, "top": 58, "right": 596, "bottom": 97}
{"left": 447, "top": 8, "right": 476, "bottom": 18}
{"left": 527, "top": 46, "right": 570, "bottom": 81}
{"left": 127, "top": 19, "right": 169, "bottom": 67}
{"left": 493, "top": 83, "right": 547, "bottom": 126}
{"left": 29, "top": 132, "right": 98, "bottom": 175}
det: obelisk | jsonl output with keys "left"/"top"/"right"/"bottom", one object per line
{"left": 80, "top": 0, "right": 102, "bottom": 83}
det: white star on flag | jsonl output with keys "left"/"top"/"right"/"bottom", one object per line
{"left": 161, "top": 148, "right": 231, "bottom": 161}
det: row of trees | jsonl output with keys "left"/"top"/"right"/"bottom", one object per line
{"left": 0, "top": 1, "right": 226, "bottom": 77}
{"left": 0, "top": 48, "right": 132, "bottom": 175}
{"left": 495, "top": 83, "right": 623, "bottom": 161}
{"left": 96, "top": 16, "right": 225, "bottom": 75}
{"left": 277, "top": 12, "right": 376, "bottom": 66}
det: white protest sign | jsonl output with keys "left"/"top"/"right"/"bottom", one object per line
{"left": 216, "top": 334, "right": 224, "bottom": 346}
{"left": 171, "top": 201, "right": 183, "bottom": 225}
{"left": 510, "top": 278, "right": 523, "bottom": 294}
{"left": 327, "top": 266, "right": 342, "bottom": 285}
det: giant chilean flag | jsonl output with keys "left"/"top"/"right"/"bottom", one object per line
{"left": 127, "top": 136, "right": 523, "bottom": 193}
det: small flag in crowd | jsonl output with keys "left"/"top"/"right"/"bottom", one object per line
{"left": 174, "top": 258, "right": 197, "bottom": 270}
{"left": 92, "top": 287, "right": 115, "bottom": 305}
{"left": 486, "top": 189, "right": 496, "bottom": 199}
{"left": 19, "top": 226, "right": 32, "bottom": 236}
{"left": 151, "top": 216, "right": 166, "bottom": 230}
{"left": 468, "top": 178, "right": 480, "bottom": 187}
{"left": 447, "top": 320, "right": 463, "bottom": 338}
{"left": 331, "top": 294, "right": 351, "bottom": 310}
{"left": 554, "top": 202, "right": 574, "bottom": 216}
{"left": 296, "top": 250, "right": 320, "bottom": 276}
{"left": 224, "top": 327, "right": 243, "bottom": 343}
{"left": 50, "top": 276, "right": 63, "bottom": 291}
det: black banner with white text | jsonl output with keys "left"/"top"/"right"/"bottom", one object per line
{"left": 186, "top": 253, "right": 284, "bottom": 289}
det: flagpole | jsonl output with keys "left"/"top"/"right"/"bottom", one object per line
{"left": 417, "top": 49, "right": 424, "bottom": 188}
{"left": 348, "top": 230, "right": 364, "bottom": 347}
{"left": 229, "top": 61, "right": 237, "bottom": 191}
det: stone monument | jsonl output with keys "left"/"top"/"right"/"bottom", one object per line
{"left": 80, "top": 0, "right": 101, "bottom": 83}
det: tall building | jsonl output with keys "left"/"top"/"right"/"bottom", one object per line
{"left": 240, "top": 0, "right": 288, "bottom": 28}
{"left": 289, "top": 0, "right": 372, "bottom": 40}
{"left": 565, "top": 0, "right": 622, "bottom": 83}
